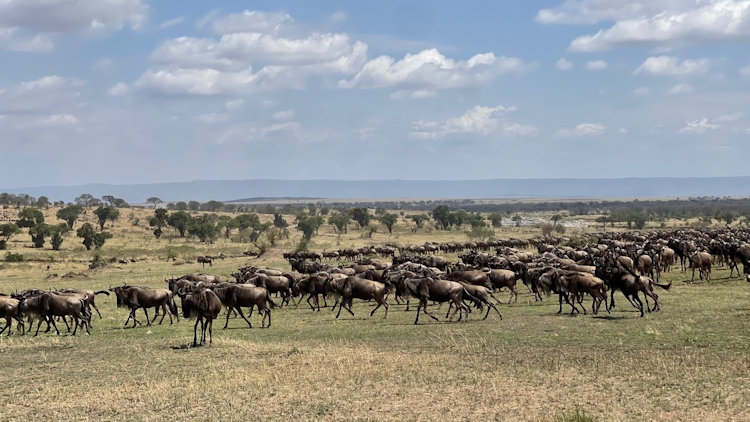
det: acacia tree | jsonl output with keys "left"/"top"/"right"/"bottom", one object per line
{"left": 147, "top": 197, "right": 163, "bottom": 209}
{"left": 350, "top": 207, "right": 370, "bottom": 228}
{"left": 512, "top": 215, "right": 522, "bottom": 227}
{"left": 94, "top": 206, "right": 120, "bottom": 230}
{"left": 168, "top": 211, "right": 192, "bottom": 237}
{"left": 379, "top": 213, "right": 398, "bottom": 234}
{"left": 75, "top": 193, "right": 97, "bottom": 207}
{"left": 29, "top": 223, "right": 51, "bottom": 248}
{"left": 409, "top": 214, "right": 428, "bottom": 230}
{"left": 149, "top": 209, "right": 168, "bottom": 238}
{"left": 273, "top": 213, "right": 288, "bottom": 229}
{"left": 216, "top": 215, "right": 237, "bottom": 239}
{"left": 57, "top": 204, "right": 84, "bottom": 229}
{"left": 432, "top": 205, "right": 451, "bottom": 230}
{"left": 49, "top": 223, "right": 71, "bottom": 251}
{"left": 0, "top": 223, "right": 20, "bottom": 250}
{"left": 16, "top": 208, "right": 44, "bottom": 228}
{"left": 488, "top": 213, "right": 503, "bottom": 228}
{"left": 328, "top": 214, "right": 350, "bottom": 234}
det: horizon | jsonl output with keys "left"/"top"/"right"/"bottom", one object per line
{"left": 1, "top": 1, "right": 749, "bottom": 186}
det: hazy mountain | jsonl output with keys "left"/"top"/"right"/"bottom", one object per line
{"left": 2, "top": 177, "right": 749, "bottom": 203}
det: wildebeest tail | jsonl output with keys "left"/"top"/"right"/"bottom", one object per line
{"left": 461, "top": 287, "right": 481, "bottom": 306}
{"left": 94, "top": 290, "right": 110, "bottom": 296}
{"left": 266, "top": 296, "right": 278, "bottom": 309}
{"left": 654, "top": 281, "right": 672, "bottom": 290}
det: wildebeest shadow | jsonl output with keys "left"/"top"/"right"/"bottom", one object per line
{"left": 171, "top": 343, "right": 201, "bottom": 350}
{"left": 592, "top": 315, "right": 628, "bottom": 320}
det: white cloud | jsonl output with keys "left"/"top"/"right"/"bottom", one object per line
{"left": 224, "top": 99, "right": 245, "bottom": 111}
{"left": 714, "top": 112, "right": 744, "bottom": 122}
{"left": 410, "top": 105, "right": 536, "bottom": 140}
{"left": 0, "top": 0, "right": 148, "bottom": 53}
{"left": 585, "top": 60, "right": 607, "bottom": 70}
{"left": 556, "top": 123, "right": 606, "bottom": 137}
{"left": 537, "top": 1, "right": 690, "bottom": 25}
{"left": 0, "top": 75, "right": 84, "bottom": 113}
{"left": 633, "top": 86, "right": 651, "bottom": 96}
{"left": 272, "top": 109, "right": 296, "bottom": 121}
{"left": 741, "top": 66, "right": 750, "bottom": 76}
{"left": 107, "top": 82, "right": 129, "bottom": 96}
{"left": 556, "top": 58, "right": 573, "bottom": 71}
{"left": 633, "top": 56, "right": 711, "bottom": 76}
{"left": 216, "top": 121, "right": 331, "bottom": 144}
{"left": 194, "top": 112, "right": 230, "bottom": 125}
{"left": 211, "top": 10, "right": 293, "bottom": 35}
{"left": 564, "top": 1, "right": 750, "bottom": 52}
{"left": 679, "top": 118, "right": 719, "bottom": 133}
{"left": 42, "top": 113, "right": 79, "bottom": 126}
{"left": 619, "top": 128, "right": 628, "bottom": 134}
{"left": 329, "top": 11, "right": 348, "bottom": 23}
{"left": 340, "top": 49, "right": 530, "bottom": 89}
{"left": 159, "top": 16, "right": 185, "bottom": 29}
{"left": 390, "top": 89, "right": 437, "bottom": 100}
{"left": 666, "top": 83, "right": 694, "bottom": 95}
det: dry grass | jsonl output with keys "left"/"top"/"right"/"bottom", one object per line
{"left": 1, "top": 207, "right": 749, "bottom": 420}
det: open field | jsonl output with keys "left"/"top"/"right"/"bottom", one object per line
{"left": 1, "top": 207, "right": 749, "bottom": 421}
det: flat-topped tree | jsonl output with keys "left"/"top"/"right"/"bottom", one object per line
{"left": 147, "top": 197, "right": 163, "bottom": 209}
{"left": 57, "top": 204, "right": 84, "bottom": 229}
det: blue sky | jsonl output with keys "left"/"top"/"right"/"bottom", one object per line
{"left": 1, "top": 0, "right": 749, "bottom": 188}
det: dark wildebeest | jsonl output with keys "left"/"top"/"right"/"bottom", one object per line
{"left": 58, "top": 288, "right": 109, "bottom": 319}
{"left": 110, "top": 285, "right": 178, "bottom": 328}
{"left": 211, "top": 284, "right": 276, "bottom": 329}
{"left": 0, "top": 296, "right": 24, "bottom": 336}
{"left": 331, "top": 276, "right": 389, "bottom": 319}
{"left": 19, "top": 293, "right": 90, "bottom": 336}
{"left": 181, "top": 288, "right": 222, "bottom": 346}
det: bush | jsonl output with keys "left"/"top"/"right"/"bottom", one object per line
{"left": 557, "top": 407, "right": 595, "bottom": 422}
{"left": 89, "top": 253, "right": 107, "bottom": 269}
{"left": 466, "top": 226, "right": 495, "bottom": 240}
{"left": 5, "top": 252, "right": 24, "bottom": 262}
{"left": 295, "top": 238, "right": 309, "bottom": 252}
{"left": 541, "top": 223, "right": 555, "bottom": 237}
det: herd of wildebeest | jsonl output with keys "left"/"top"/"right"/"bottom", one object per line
{"left": 2, "top": 226, "right": 749, "bottom": 346}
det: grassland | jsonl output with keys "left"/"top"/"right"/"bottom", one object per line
{"left": 1, "top": 207, "right": 749, "bottom": 421}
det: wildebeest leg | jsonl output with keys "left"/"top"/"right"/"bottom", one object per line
{"left": 71, "top": 316, "right": 79, "bottom": 336}
{"left": 192, "top": 317, "right": 200, "bottom": 346}
{"left": 369, "top": 302, "right": 382, "bottom": 317}
{"left": 405, "top": 299, "right": 410, "bottom": 312}
{"left": 208, "top": 319, "right": 214, "bottom": 345}
{"left": 322, "top": 296, "right": 328, "bottom": 308}
{"left": 306, "top": 295, "right": 315, "bottom": 311}
{"left": 223, "top": 306, "right": 232, "bottom": 329}
{"left": 557, "top": 294, "right": 564, "bottom": 314}
{"left": 49, "top": 317, "right": 61, "bottom": 335}
{"left": 144, "top": 308, "right": 152, "bottom": 326}
{"left": 632, "top": 294, "right": 644, "bottom": 317}
{"left": 335, "top": 299, "right": 345, "bottom": 319}
{"left": 0, "top": 319, "right": 9, "bottom": 336}
{"left": 236, "top": 306, "right": 252, "bottom": 328}
{"left": 91, "top": 303, "right": 102, "bottom": 319}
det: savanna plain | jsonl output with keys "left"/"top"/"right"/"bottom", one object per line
{"left": 1, "top": 206, "right": 748, "bottom": 421}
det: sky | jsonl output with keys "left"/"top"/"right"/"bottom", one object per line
{"left": 1, "top": 0, "right": 749, "bottom": 188}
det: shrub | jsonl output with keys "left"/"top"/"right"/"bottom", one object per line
{"left": 89, "top": 253, "right": 107, "bottom": 269}
{"left": 5, "top": 252, "right": 24, "bottom": 262}
{"left": 295, "top": 238, "right": 309, "bottom": 252}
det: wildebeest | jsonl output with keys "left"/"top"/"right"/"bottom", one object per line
{"left": 110, "top": 285, "right": 178, "bottom": 328}
{"left": 181, "top": 288, "right": 222, "bottom": 346}
{"left": 211, "top": 284, "right": 275, "bottom": 328}
{"left": 689, "top": 251, "right": 712, "bottom": 283}
{"left": 0, "top": 296, "right": 24, "bottom": 336}
{"left": 19, "top": 293, "right": 90, "bottom": 336}
{"left": 331, "top": 276, "right": 389, "bottom": 319}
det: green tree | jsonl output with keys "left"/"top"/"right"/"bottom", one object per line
{"left": 350, "top": 207, "right": 370, "bottom": 228}
{"left": 29, "top": 223, "right": 51, "bottom": 248}
{"left": 0, "top": 223, "right": 20, "bottom": 250}
{"left": 273, "top": 213, "right": 288, "bottom": 229}
{"left": 75, "top": 193, "right": 97, "bottom": 207}
{"left": 297, "top": 216, "right": 318, "bottom": 240}
{"left": 512, "top": 215, "right": 522, "bottom": 227}
{"left": 488, "top": 213, "right": 503, "bottom": 228}
{"left": 93, "top": 206, "right": 120, "bottom": 231}
{"left": 188, "top": 217, "right": 219, "bottom": 243}
{"left": 201, "top": 200, "right": 225, "bottom": 212}
{"left": 49, "top": 223, "right": 71, "bottom": 251}
{"left": 379, "top": 213, "right": 398, "bottom": 234}
{"left": 409, "top": 214, "right": 429, "bottom": 230}
{"left": 17, "top": 208, "right": 44, "bottom": 228}
{"left": 77, "top": 223, "right": 97, "bottom": 250}
{"left": 216, "top": 215, "right": 237, "bottom": 239}
{"left": 147, "top": 197, "right": 163, "bottom": 208}
{"left": 551, "top": 214, "right": 563, "bottom": 226}
{"left": 93, "top": 231, "right": 113, "bottom": 249}
{"left": 235, "top": 213, "right": 261, "bottom": 231}
{"left": 56, "top": 204, "right": 84, "bottom": 229}
{"left": 150, "top": 209, "right": 168, "bottom": 238}
{"left": 633, "top": 214, "right": 647, "bottom": 230}
{"left": 328, "top": 214, "right": 350, "bottom": 234}
{"left": 175, "top": 201, "right": 188, "bottom": 211}
{"left": 168, "top": 211, "right": 193, "bottom": 237}
{"left": 35, "top": 196, "right": 50, "bottom": 209}
{"left": 431, "top": 205, "right": 451, "bottom": 229}
{"left": 466, "top": 213, "right": 486, "bottom": 228}
{"left": 188, "top": 201, "right": 201, "bottom": 211}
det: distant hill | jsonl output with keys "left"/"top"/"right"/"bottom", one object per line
{"left": 2, "top": 177, "right": 749, "bottom": 203}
